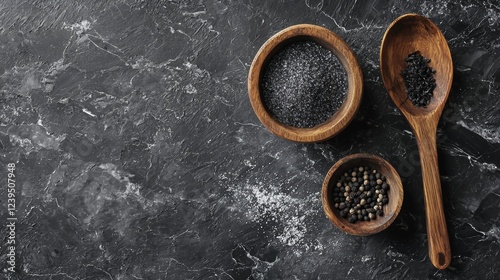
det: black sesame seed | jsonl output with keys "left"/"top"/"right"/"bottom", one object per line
{"left": 401, "top": 51, "right": 436, "bottom": 107}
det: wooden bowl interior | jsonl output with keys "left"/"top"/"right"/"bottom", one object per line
{"left": 248, "top": 24, "right": 363, "bottom": 143}
{"left": 380, "top": 14, "right": 453, "bottom": 116}
{"left": 322, "top": 154, "right": 404, "bottom": 236}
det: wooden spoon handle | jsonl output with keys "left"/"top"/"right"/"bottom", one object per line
{"left": 414, "top": 124, "right": 451, "bottom": 269}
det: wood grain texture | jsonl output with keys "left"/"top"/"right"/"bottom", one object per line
{"left": 248, "top": 24, "right": 363, "bottom": 143}
{"left": 322, "top": 153, "right": 404, "bottom": 236}
{"left": 380, "top": 14, "right": 453, "bottom": 269}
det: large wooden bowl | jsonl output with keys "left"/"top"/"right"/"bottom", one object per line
{"left": 248, "top": 24, "right": 363, "bottom": 143}
{"left": 322, "top": 153, "right": 404, "bottom": 236}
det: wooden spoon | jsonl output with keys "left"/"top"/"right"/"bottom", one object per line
{"left": 380, "top": 14, "right": 453, "bottom": 269}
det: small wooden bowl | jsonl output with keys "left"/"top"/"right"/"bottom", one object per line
{"left": 248, "top": 24, "right": 363, "bottom": 143}
{"left": 322, "top": 153, "right": 404, "bottom": 236}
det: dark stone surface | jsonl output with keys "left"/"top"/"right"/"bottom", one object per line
{"left": 0, "top": 0, "right": 499, "bottom": 279}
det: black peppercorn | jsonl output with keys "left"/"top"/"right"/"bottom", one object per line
{"left": 341, "top": 210, "right": 348, "bottom": 218}
{"left": 332, "top": 166, "right": 391, "bottom": 223}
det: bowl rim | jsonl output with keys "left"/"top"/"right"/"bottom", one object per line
{"left": 321, "top": 153, "right": 404, "bottom": 236}
{"left": 248, "top": 23, "right": 363, "bottom": 143}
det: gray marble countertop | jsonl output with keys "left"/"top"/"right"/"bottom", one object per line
{"left": 0, "top": 0, "right": 499, "bottom": 279}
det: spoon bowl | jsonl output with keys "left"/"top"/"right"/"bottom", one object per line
{"left": 380, "top": 14, "right": 453, "bottom": 270}
{"left": 380, "top": 14, "right": 453, "bottom": 116}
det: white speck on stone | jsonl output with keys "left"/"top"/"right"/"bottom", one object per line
{"left": 361, "top": 255, "right": 372, "bottom": 262}
{"left": 185, "top": 84, "right": 197, "bottom": 94}
{"left": 63, "top": 20, "right": 92, "bottom": 35}
{"left": 347, "top": 266, "right": 354, "bottom": 275}
{"left": 243, "top": 159, "right": 256, "bottom": 168}
{"left": 386, "top": 248, "right": 405, "bottom": 258}
{"left": 480, "top": 162, "right": 499, "bottom": 172}
{"left": 82, "top": 108, "right": 97, "bottom": 117}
